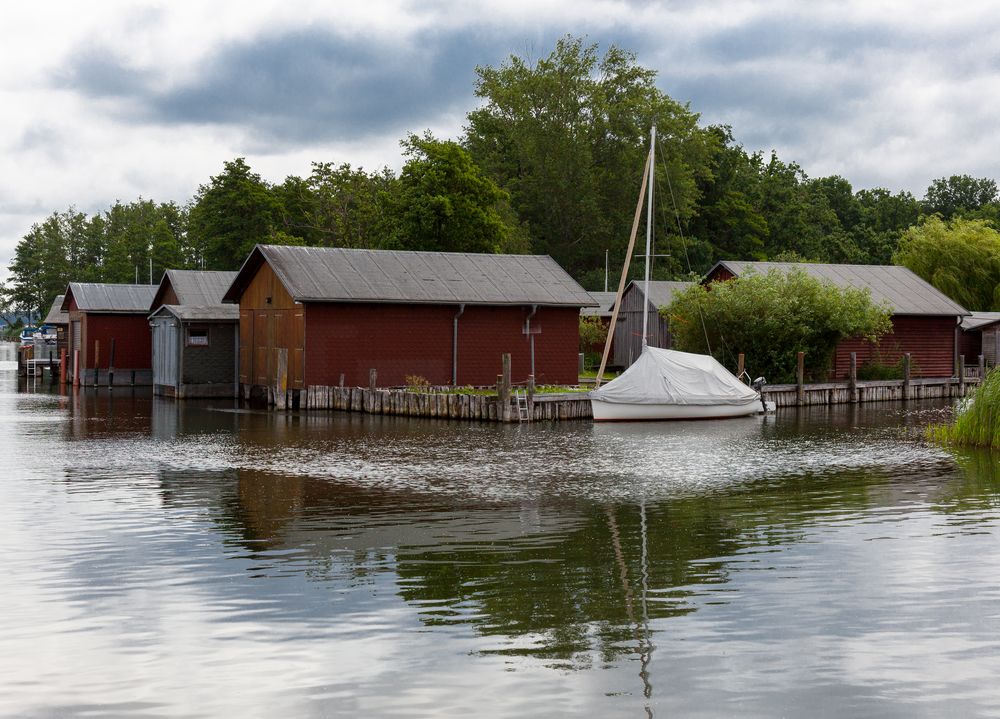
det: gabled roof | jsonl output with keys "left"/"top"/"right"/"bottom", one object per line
{"left": 960, "top": 311, "right": 1000, "bottom": 331}
{"left": 622, "top": 280, "right": 695, "bottom": 309}
{"left": 706, "top": 261, "right": 969, "bottom": 317}
{"left": 61, "top": 283, "right": 158, "bottom": 314}
{"left": 149, "top": 304, "right": 240, "bottom": 322}
{"left": 151, "top": 270, "right": 239, "bottom": 310}
{"left": 43, "top": 295, "right": 69, "bottom": 325}
{"left": 581, "top": 291, "right": 618, "bottom": 317}
{"left": 223, "top": 245, "right": 597, "bottom": 307}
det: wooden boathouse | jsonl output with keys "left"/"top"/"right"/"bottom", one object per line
{"left": 62, "top": 283, "right": 158, "bottom": 385}
{"left": 149, "top": 304, "right": 240, "bottom": 398}
{"left": 148, "top": 270, "right": 240, "bottom": 398}
{"left": 704, "top": 261, "right": 969, "bottom": 378}
{"left": 959, "top": 312, "right": 1000, "bottom": 370}
{"left": 221, "top": 245, "right": 596, "bottom": 401}
{"left": 612, "top": 280, "right": 693, "bottom": 369}
{"left": 150, "top": 269, "right": 239, "bottom": 311}
{"left": 43, "top": 294, "right": 69, "bottom": 355}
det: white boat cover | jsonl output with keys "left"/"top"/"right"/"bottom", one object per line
{"left": 590, "top": 347, "right": 759, "bottom": 406}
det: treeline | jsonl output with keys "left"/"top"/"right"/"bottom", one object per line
{"left": 8, "top": 35, "right": 1000, "bottom": 316}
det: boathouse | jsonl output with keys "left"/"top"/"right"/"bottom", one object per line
{"left": 704, "top": 261, "right": 969, "bottom": 378}
{"left": 221, "top": 245, "right": 596, "bottom": 397}
{"left": 959, "top": 312, "right": 1000, "bottom": 369}
{"left": 61, "top": 283, "right": 158, "bottom": 384}
{"left": 612, "top": 280, "right": 693, "bottom": 369}
{"left": 43, "top": 294, "right": 69, "bottom": 355}
{"left": 149, "top": 304, "right": 240, "bottom": 398}
{"left": 149, "top": 269, "right": 239, "bottom": 312}
{"left": 148, "top": 270, "right": 241, "bottom": 398}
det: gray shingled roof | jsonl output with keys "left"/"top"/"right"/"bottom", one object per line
{"left": 43, "top": 295, "right": 69, "bottom": 325}
{"left": 62, "top": 283, "right": 158, "bottom": 313}
{"left": 224, "top": 245, "right": 596, "bottom": 307}
{"left": 581, "top": 291, "right": 618, "bottom": 317}
{"left": 961, "top": 312, "right": 1000, "bottom": 331}
{"left": 150, "top": 304, "right": 240, "bottom": 322}
{"left": 157, "top": 270, "right": 239, "bottom": 308}
{"left": 625, "top": 280, "right": 695, "bottom": 309}
{"left": 709, "top": 261, "right": 969, "bottom": 316}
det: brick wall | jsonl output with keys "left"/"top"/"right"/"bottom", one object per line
{"left": 303, "top": 303, "right": 580, "bottom": 387}
{"left": 83, "top": 313, "right": 152, "bottom": 370}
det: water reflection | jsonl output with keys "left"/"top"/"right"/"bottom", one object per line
{"left": 7, "top": 371, "right": 1000, "bottom": 716}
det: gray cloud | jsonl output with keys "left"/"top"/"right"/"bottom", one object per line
{"left": 56, "top": 27, "right": 525, "bottom": 146}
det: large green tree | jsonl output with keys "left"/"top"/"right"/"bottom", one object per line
{"left": 894, "top": 216, "right": 1000, "bottom": 311}
{"left": 395, "top": 133, "right": 527, "bottom": 254}
{"left": 924, "top": 175, "right": 998, "bottom": 218}
{"left": 465, "top": 35, "right": 717, "bottom": 277}
{"left": 187, "top": 158, "right": 287, "bottom": 269}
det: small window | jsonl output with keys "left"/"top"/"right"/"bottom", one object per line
{"left": 186, "top": 327, "right": 209, "bottom": 347}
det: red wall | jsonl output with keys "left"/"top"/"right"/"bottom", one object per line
{"left": 303, "top": 303, "right": 580, "bottom": 387}
{"left": 833, "top": 316, "right": 956, "bottom": 378}
{"left": 959, "top": 329, "right": 982, "bottom": 362}
{"left": 83, "top": 314, "right": 152, "bottom": 370}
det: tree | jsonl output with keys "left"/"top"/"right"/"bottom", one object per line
{"left": 664, "top": 269, "right": 892, "bottom": 382}
{"left": 395, "top": 133, "right": 527, "bottom": 253}
{"left": 924, "top": 175, "right": 998, "bottom": 218}
{"left": 465, "top": 35, "right": 717, "bottom": 276}
{"left": 894, "top": 216, "right": 1000, "bottom": 311}
{"left": 301, "top": 162, "right": 400, "bottom": 249}
{"left": 187, "top": 158, "right": 287, "bottom": 269}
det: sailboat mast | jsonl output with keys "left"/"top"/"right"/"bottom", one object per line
{"left": 642, "top": 125, "right": 655, "bottom": 348}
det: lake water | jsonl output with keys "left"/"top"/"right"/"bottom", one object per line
{"left": 4, "top": 345, "right": 1000, "bottom": 717}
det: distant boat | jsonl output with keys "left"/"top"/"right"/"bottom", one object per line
{"left": 589, "top": 126, "right": 760, "bottom": 421}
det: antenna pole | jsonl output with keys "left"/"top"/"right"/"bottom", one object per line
{"left": 642, "top": 126, "right": 655, "bottom": 348}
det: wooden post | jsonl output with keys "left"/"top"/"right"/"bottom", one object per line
{"left": 72, "top": 349, "right": 79, "bottom": 387}
{"left": 498, "top": 353, "right": 512, "bottom": 422}
{"left": 959, "top": 353, "right": 966, "bottom": 396}
{"left": 274, "top": 348, "right": 288, "bottom": 410}
{"left": 902, "top": 353, "right": 911, "bottom": 400}
{"left": 796, "top": 351, "right": 805, "bottom": 406}
{"left": 527, "top": 374, "right": 536, "bottom": 419}
{"left": 339, "top": 373, "right": 345, "bottom": 388}
{"left": 849, "top": 352, "right": 858, "bottom": 403}
{"left": 369, "top": 368, "right": 377, "bottom": 392}
{"left": 737, "top": 353, "right": 745, "bottom": 379}
{"left": 979, "top": 354, "right": 986, "bottom": 383}
{"left": 59, "top": 348, "right": 66, "bottom": 385}
{"left": 108, "top": 338, "right": 116, "bottom": 387}
{"left": 93, "top": 340, "right": 100, "bottom": 387}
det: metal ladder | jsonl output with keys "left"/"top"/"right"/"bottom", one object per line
{"left": 515, "top": 389, "right": 531, "bottom": 422}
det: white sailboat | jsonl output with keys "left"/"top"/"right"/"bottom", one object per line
{"left": 590, "top": 126, "right": 761, "bottom": 422}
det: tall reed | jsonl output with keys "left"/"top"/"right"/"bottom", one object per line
{"left": 928, "top": 368, "right": 1000, "bottom": 447}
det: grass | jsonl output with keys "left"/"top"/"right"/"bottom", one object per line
{"left": 928, "top": 368, "right": 999, "bottom": 447}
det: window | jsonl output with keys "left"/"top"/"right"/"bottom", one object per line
{"left": 186, "top": 327, "right": 209, "bottom": 347}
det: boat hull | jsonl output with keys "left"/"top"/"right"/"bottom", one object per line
{"left": 590, "top": 398, "right": 760, "bottom": 421}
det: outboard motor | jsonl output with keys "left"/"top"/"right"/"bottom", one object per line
{"left": 751, "top": 376, "right": 768, "bottom": 412}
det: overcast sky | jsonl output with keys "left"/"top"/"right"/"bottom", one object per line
{"left": 3, "top": 1, "right": 1000, "bottom": 278}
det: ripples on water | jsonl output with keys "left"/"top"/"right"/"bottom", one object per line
{"left": 3, "top": 362, "right": 1000, "bottom": 717}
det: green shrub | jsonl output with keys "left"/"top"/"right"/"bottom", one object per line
{"left": 664, "top": 268, "right": 892, "bottom": 383}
